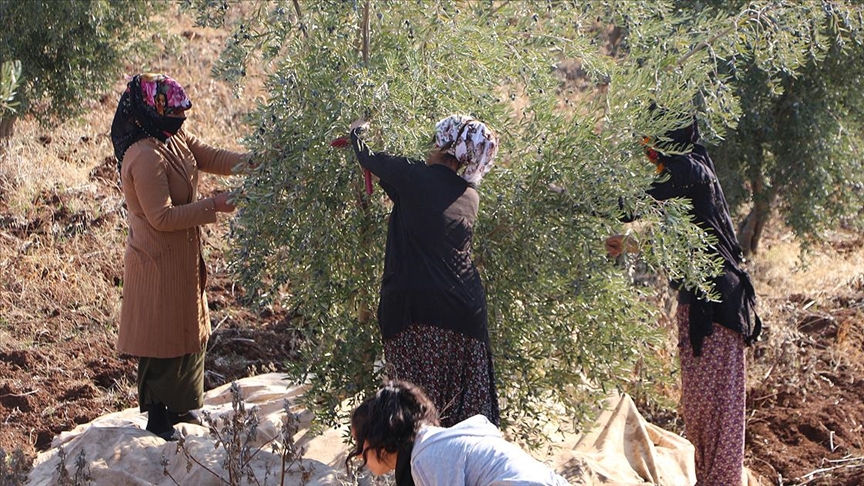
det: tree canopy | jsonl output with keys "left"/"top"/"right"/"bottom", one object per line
{"left": 0, "top": 0, "right": 160, "bottom": 136}
{"left": 676, "top": 0, "right": 864, "bottom": 254}
{"left": 186, "top": 0, "right": 863, "bottom": 441}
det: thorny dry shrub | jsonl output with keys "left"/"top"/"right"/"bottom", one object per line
{"left": 54, "top": 447, "right": 92, "bottom": 486}
{"left": 1, "top": 384, "right": 321, "bottom": 486}
{"left": 0, "top": 447, "right": 31, "bottom": 486}
{"left": 3, "top": 444, "right": 95, "bottom": 486}
{"left": 167, "top": 382, "right": 314, "bottom": 486}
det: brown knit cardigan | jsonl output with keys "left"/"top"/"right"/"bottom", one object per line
{"left": 117, "top": 129, "right": 246, "bottom": 358}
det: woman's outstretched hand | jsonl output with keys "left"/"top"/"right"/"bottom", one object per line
{"left": 347, "top": 117, "right": 374, "bottom": 195}
{"left": 213, "top": 191, "right": 237, "bottom": 213}
{"left": 232, "top": 154, "right": 260, "bottom": 175}
{"left": 330, "top": 118, "right": 370, "bottom": 148}
{"left": 349, "top": 117, "right": 370, "bottom": 132}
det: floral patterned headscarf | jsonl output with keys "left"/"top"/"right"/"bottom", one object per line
{"left": 110, "top": 73, "right": 192, "bottom": 173}
{"left": 434, "top": 114, "right": 499, "bottom": 186}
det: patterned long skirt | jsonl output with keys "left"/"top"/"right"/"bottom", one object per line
{"left": 677, "top": 304, "right": 746, "bottom": 486}
{"left": 383, "top": 323, "right": 500, "bottom": 427}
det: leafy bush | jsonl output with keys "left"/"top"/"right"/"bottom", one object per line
{"left": 0, "top": 60, "right": 21, "bottom": 117}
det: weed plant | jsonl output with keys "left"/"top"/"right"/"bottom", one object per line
{"left": 168, "top": 382, "right": 314, "bottom": 486}
{"left": 0, "top": 447, "right": 31, "bottom": 486}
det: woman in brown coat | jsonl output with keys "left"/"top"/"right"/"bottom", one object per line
{"left": 110, "top": 73, "right": 252, "bottom": 440}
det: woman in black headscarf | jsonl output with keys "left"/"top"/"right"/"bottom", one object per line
{"left": 607, "top": 113, "right": 761, "bottom": 486}
{"left": 110, "top": 73, "right": 253, "bottom": 440}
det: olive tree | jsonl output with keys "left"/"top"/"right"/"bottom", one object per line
{"left": 0, "top": 60, "right": 21, "bottom": 139}
{"left": 185, "top": 0, "right": 857, "bottom": 441}
{"left": 674, "top": 0, "right": 864, "bottom": 254}
{"left": 0, "top": 0, "right": 160, "bottom": 139}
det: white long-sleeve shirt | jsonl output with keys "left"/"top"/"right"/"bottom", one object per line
{"left": 410, "top": 415, "right": 571, "bottom": 486}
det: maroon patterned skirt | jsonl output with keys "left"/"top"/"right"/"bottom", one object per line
{"left": 678, "top": 304, "right": 746, "bottom": 486}
{"left": 383, "top": 323, "right": 500, "bottom": 427}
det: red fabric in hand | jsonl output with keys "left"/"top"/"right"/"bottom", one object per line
{"left": 330, "top": 136, "right": 349, "bottom": 148}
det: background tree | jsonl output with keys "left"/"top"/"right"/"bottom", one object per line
{"left": 0, "top": 0, "right": 161, "bottom": 139}
{"left": 186, "top": 0, "right": 861, "bottom": 442}
{"left": 0, "top": 60, "right": 21, "bottom": 140}
{"left": 674, "top": 0, "right": 864, "bottom": 254}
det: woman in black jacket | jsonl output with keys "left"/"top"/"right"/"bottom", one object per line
{"left": 348, "top": 115, "right": 500, "bottom": 427}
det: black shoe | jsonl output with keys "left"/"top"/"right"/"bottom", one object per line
{"left": 145, "top": 403, "right": 178, "bottom": 441}
{"left": 168, "top": 409, "right": 202, "bottom": 426}
{"left": 154, "top": 428, "right": 178, "bottom": 441}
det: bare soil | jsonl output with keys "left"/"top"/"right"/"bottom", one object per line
{"left": 744, "top": 287, "right": 864, "bottom": 485}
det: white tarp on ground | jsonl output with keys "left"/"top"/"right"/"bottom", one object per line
{"left": 28, "top": 373, "right": 705, "bottom": 485}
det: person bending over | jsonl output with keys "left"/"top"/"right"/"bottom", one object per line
{"left": 347, "top": 380, "right": 569, "bottom": 486}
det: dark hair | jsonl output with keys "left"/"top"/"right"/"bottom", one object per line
{"left": 346, "top": 381, "right": 439, "bottom": 471}
{"left": 427, "top": 145, "right": 461, "bottom": 168}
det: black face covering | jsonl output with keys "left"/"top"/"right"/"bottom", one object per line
{"left": 157, "top": 116, "right": 185, "bottom": 136}
{"left": 393, "top": 444, "right": 416, "bottom": 486}
{"left": 646, "top": 103, "right": 699, "bottom": 154}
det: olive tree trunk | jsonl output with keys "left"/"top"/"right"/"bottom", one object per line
{"left": 738, "top": 171, "right": 776, "bottom": 257}
{"left": 0, "top": 115, "right": 14, "bottom": 140}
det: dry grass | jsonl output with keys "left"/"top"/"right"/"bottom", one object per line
{"left": 750, "top": 221, "right": 864, "bottom": 362}
{"left": 0, "top": 4, "right": 261, "bottom": 329}
{"left": 0, "top": 118, "right": 104, "bottom": 214}
{"left": 752, "top": 227, "right": 864, "bottom": 302}
{"left": 0, "top": 5, "right": 267, "bottom": 457}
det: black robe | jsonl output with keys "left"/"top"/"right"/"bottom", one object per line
{"left": 643, "top": 120, "right": 762, "bottom": 355}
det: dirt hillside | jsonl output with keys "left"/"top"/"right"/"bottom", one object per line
{"left": 1, "top": 7, "right": 863, "bottom": 485}
{"left": 742, "top": 229, "right": 864, "bottom": 485}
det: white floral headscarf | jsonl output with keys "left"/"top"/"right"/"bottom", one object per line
{"left": 434, "top": 114, "right": 499, "bottom": 185}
